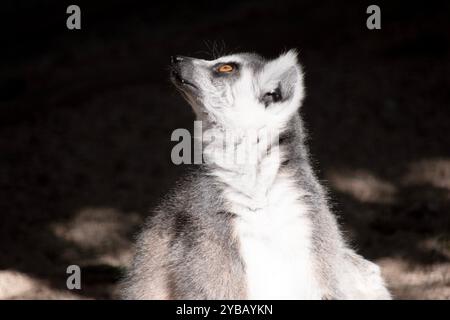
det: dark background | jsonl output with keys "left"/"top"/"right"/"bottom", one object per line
{"left": 0, "top": 0, "right": 449, "bottom": 299}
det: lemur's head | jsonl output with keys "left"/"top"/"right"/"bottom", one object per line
{"left": 170, "top": 50, "right": 304, "bottom": 131}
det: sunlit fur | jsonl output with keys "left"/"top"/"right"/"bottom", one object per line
{"left": 121, "top": 50, "right": 391, "bottom": 300}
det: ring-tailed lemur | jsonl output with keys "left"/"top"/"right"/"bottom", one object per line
{"left": 121, "top": 50, "right": 391, "bottom": 300}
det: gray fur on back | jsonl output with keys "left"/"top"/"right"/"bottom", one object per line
{"left": 121, "top": 169, "right": 247, "bottom": 299}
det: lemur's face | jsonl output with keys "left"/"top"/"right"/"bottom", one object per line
{"left": 170, "top": 50, "right": 304, "bottom": 130}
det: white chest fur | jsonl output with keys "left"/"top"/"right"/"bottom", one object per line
{"left": 204, "top": 127, "right": 322, "bottom": 299}
{"left": 232, "top": 175, "right": 322, "bottom": 300}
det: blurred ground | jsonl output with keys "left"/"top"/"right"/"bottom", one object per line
{"left": 0, "top": 1, "right": 449, "bottom": 299}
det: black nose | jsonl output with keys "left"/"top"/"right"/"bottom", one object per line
{"left": 171, "top": 55, "right": 184, "bottom": 64}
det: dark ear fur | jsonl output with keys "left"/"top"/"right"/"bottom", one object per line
{"left": 278, "top": 66, "right": 299, "bottom": 102}
{"left": 259, "top": 49, "right": 303, "bottom": 106}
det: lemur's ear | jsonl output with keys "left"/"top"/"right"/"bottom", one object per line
{"left": 259, "top": 49, "right": 304, "bottom": 107}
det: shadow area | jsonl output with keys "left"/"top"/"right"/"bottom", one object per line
{"left": 0, "top": 80, "right": 190, "bottom": 298}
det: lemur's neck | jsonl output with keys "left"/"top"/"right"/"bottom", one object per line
{"left": 201, "top": 114, "right": 308, "bottom": 213}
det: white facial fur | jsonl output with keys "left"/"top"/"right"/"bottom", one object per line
{"left": 182, "top": 50, "right": 304, "bottom": 133}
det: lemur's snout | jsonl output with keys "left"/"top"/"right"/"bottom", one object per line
{"left": 170, "top": 55, "right": 198, "bottom": 91}
{"left": 170, "top": 55, "right": 193, "bottom": 68}
{"left": 170, "top": 55, "right": 184, "bottom": 65}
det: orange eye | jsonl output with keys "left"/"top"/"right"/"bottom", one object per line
{"left": 218, "top": 64, "right": 234, "bottom": 73}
